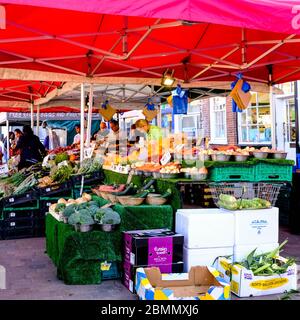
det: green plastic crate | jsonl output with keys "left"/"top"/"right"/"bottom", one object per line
{"left": 209, "top": 165, "right": 255, "bottom": 182}
{"left": 254, "top": 163, "right": 293, "bottom": 182}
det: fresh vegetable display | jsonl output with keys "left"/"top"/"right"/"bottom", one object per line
{"left": 234, "top": 240, "right": 295, "bottom": 276}
{"left": 49, "top": 193, "right": 121, "bottom": 229}
{"left": 75, "top": 158, "right": 103, "bottom": 175}
{"left": 94, "top": 207, "right": 121, "bottom": 225}
{"left": 217, "top": 193, "right": 271, "bottom": 210}
{"left": 50, "top": 164, "right": 73, "bottom": 184}
{"left": 54, "top": 152, "right": 69, "bottom": 165}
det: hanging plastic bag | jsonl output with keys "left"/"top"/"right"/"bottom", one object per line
{"left": 230, "top": 74, "right": 252, "bottom": 112}
{"left": 142, "top": 98, "right": 158, "bottom": 121}
{"left": 167, "top": 95, "right": 173, "bottom": 107}
{"left": 99, "top": 100, "right": 116, "bottom": 121}
{"left": 172, "top": 84, "right": 188, "bottom": 115}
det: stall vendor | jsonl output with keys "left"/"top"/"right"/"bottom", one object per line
{"left": 135, "top": 119, "right": 163, "bottom": 161}
{"left": 134, "top": 119, "right": 162, "bottom": 142}
{"left": 72, "top": 125, "right": 85, "bottom": 145}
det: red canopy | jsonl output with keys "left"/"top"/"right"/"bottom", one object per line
{"left": 0, "top": 1, "right": 300, "bottom": 111}
{"left": 4, "top": 0, "right": 300, "bottom": 36}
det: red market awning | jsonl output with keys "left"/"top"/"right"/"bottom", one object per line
{"left": 4, "top": 0, "right": 300, "bottom": 36}
{"left": 0, "top": 1, "right": 299, "bottom": 112}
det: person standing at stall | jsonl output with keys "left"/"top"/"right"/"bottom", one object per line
{"left": 14, "top": 125, "right": 46, "bottom": 170}
{"left": 135, "top": 119, "right": 163, "bottom": 161}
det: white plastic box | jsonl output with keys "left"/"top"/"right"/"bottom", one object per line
{"left": 233, "top": 207, "right": 279, "bottom": 245}
{"left": 183, "top": 246, "right": 233, "bottom": 272}
{"left": 233, "top": 242, "right": 279, "bottom": 262}
{"left": 175, "top": 209, "right": 235, "bottom": 249}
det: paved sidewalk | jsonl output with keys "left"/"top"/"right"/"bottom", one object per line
{"left": 0, "top": 227, "right": 299, "bottom": 300}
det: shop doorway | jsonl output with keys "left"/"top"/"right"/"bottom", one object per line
{"left": 276, "top": 97, "right": 296, "bottom": 160}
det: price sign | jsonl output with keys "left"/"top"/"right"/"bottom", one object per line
{"left": 160, "top": 151, "right": 172, "bottom": 166}
{"left": 174, "top": 144, "right": 185, "bottom": 152}
{"left": 84, "top": 144, "right": 96, "bottom": 159}
{"left": 0, "top": 164, "right": 9, "bottom": 175}
{"left": 57, "top": 160, "right": 69, "bottom": 168}
{"left": 126, "top": 170, "right": 134, "bottom": 185}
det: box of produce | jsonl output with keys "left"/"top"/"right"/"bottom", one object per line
{"left": 216, "top": 241, "right": 297, "bottom": 297}
{"left": 123, "top": 229, "right": 184, "bottom": 266}
{"left": 135, "top": 266, "right": 230, "bottom": 300}
{"left": 123, "top": 261, "right": 184, "bottom": 293}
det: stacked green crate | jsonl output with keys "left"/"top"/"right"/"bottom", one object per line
{"left": 254, "top": 161, "right": 293, "bottom": 182}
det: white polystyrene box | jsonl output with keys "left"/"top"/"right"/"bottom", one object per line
{"left": 233, "top": 242, "right": 279, "bottom": 262}
{"left": 175, "top": 209, "right": 234, "bottom": 249}
{"left": 233, "top": 207, "right": 279, "bottom": 245}
{"left": 183, "top": 246, "right": 233, "bottom": 272}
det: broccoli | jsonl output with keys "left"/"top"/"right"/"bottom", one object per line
{"left": 55, "top": 203, "right": 66, "bottom": 213}
{"left": 87, "top": 201, "right": 99, "bottom": 207}
{"left": 63, "top": 204, "right": 78, "bottom": 217}
{"left": 68, "top": 211, "right": 81, "bottom": 225}
{"left": 89, "top": 205, "right": 100, "bottom": 217}
{"left": 79, "top": 213, "right": 94, "bottom": 225}
{"left": 101, "top": 211, "right": 121, "bottom": 225}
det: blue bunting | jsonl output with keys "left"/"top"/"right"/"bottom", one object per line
{"left": 172, "top": 84, "right": 188, "bottom": 114}
{"left": 145, "top": 97, "right": 156, "bottom": 111}
{"left": 101, "top": 100, "right": 109, "bottom": 109}
{"left": 231, "top": 73, "right": 251, "bottom": 112}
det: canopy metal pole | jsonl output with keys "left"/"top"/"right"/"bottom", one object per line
{"left": 80, "top": 83, "right": 85, "bottom": 164}
{"left": 6, "top": 120, "right": 9, "bottom": 163}
{"left": 36, "top": 104, "right": 40, "bottom": 137}
{"left": 30, "top": 103, "right": 34, "bottom": 130}
{"left": 270, "top": 85, "right": 276, "bottom": 149}
{"left": 157, "top": 104, "right": 162, "bottom": 127}
{"left": 86, "top": 84, "right": 93, "bottom": 147}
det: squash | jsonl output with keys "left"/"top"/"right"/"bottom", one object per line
{"left": 58, "top": 198, "right": 67, "bottom": 204}
{"left": 49, "top": 204, "right": 57, "bottom": 213}
{"left": 82, "top": 193, "right": 92, "bottom": 202}
{"left": 76, "top": 197, "right": 87, "bottom": 204}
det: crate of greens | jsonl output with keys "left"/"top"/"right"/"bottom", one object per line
{"left": 1, "top": 172, "right": 39, "bottom": 207}
{"left": 38, "top": 164, "right": 73, "bottom": 197}
{"left": 216, "top": 240, "right": 297, "bottom": 297}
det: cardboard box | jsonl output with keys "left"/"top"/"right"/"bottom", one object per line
{"left": 123, "top": 229, "right": 183, "bottom": 265}
{"left": 216, "top": 257, "right": 297, "bottom": 297}
{"left": 135, "top": 266, "right": 230, "bottom": 300}
{"left": 234, "top": 207, "right": 279, "bottom": 245}
{"left": 233, "top": 243, "right": 279, "bottom": 262}
{"left": 175, "top": 209, "right": 234, "bottom": 248}
{"left": 184, "top": 246, "right": 233, "bottom": 272}
{"left": 123, "top": 261, "right": 184, "bottom": 293}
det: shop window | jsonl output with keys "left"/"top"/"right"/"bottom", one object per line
{"left": 209, "top": 97, "right": 227, "bottom": 144}
{"left": 238, "top": 92, "right": 271, "bottom": 145}
{"left": 285, "top": 98, "right": 296, "bottom": 143}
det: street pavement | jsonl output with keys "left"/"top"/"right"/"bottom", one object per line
{"left": 0, "top": 227, "right": 299, "bottom": 300}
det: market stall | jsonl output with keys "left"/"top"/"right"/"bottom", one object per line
{"left": 46, "top": 195, "right": 173, "bottom": 284}
{"left": 0, "top": 0, "right": 300, "bottom": 301}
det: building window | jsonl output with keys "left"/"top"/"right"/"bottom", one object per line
{"left": 238, "top": 92, "right": 271, "bottom": 145}
{"left": 285, "top": 98, "right": 296, "bottom": 143}
{"left": 277, "top": 82, "right": 295, "bottom": 95}
{"left": 210, "top": 97, "right": 227, "bottom": 144}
